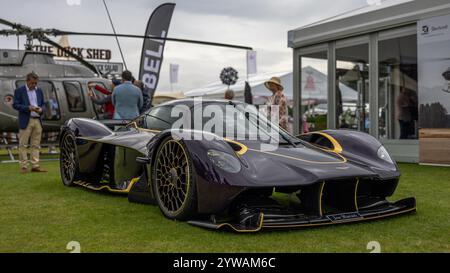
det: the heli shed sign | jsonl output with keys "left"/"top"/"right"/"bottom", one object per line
{"left": 32, "top": 45, "right": 112, "bottom": 60}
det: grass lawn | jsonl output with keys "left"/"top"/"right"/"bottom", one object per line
{"left": 0, "top": 147, "right": 59, "bottom": 161}
{"left": 0, "top": 161, "right": 448, "bottom": 253}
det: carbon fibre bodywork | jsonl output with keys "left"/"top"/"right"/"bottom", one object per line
{"left": 59, "top": 99, "right": 416, "bottom": 232}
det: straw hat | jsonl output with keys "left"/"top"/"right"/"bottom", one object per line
{"left": 264, "top": 76, "right": 284, "bottom": 91}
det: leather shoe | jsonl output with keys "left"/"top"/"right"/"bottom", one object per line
{"left": 20, "top": 168, "right": 28, "bottom": 174}
{"left": 31, "top": 167, "right": 47, "bottom": 173}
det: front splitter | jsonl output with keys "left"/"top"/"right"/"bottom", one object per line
{"left": 188, "top": 197, "right": 416, "bottom": 232}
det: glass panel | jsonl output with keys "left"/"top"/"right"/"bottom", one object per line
{"left": 21, "top": 54, "right": 54, "bottom": 65}
{"left": 336, "top": 44, "right": 369, "bottom": 132}
{"left": 301, "top": 51, "right": 328, "bottom": 133}
{"left": 378, "top": 34, "right": 418, "bottom": 139}
{"left": 64, "top": 81, "right": 86, "bottom": 112}
{"left": 22, "top": 54, "right": 34, "bottom": 65}
{"left": 34, "top": 54, "right": 55, "bottom": 64}
{"left": 15, "top": 80, "right": 60, "bottom": 120}
{"left": 145, "top": 106, "right": 175, "bottom": 130}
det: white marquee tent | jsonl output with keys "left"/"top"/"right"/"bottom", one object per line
{"left": 183, "top": 67, "right": 357, "bottom": 104}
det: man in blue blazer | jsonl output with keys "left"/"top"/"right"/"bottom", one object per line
{"left": 13, "top": 72, "right": 47, "bottom": 173}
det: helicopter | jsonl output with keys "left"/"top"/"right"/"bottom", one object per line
{"left": 0, "top": 4, "right": 252, "bottom": 134}
{"left": 0, "top": 48, "right": 115, "bottom": 133}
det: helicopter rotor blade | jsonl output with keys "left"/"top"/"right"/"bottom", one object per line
{"left": 39, "top": 35, "right": 100, "bottom": 75}
{"left": 0, "top": 16, "right": 252, "bottom": 77}
{"left": 0, "top": 18, "right": 101, "bottom": 76}
{"left": 0, "top": 18, "right": 17, "bottom": 28}
{"left": 0, "top": 29, "right": 19, "bottom": 36}
{"left": 0, "top": 19, "right": 253, "bottom": 50}
{"left": 422, "top": 57, "right": 450, "bottom": 62}
{"left": 53, "top": 30, "right": 253, "bottom": 51}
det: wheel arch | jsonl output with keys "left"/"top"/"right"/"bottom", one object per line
{"left": 145, "top": 129, "right": 242, "bottom": 217}
{"left": 299, "top": 129, "right": 399, "bottom": 177}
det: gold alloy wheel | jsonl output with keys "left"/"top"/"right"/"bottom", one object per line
{"left": 60, "top": 132, "right": 77, "bottom": 185}
{"left": 154, "top": 140, "right": 190, "bottom": 215}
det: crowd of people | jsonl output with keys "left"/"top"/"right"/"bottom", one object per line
{"left": 88, "top": 70, "right": 152, "bottom": 120}
{"left": 12, "top": 68, "right": 289, "bottom": 173}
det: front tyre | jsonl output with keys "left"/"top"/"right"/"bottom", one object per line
{"left": 59, "top": 131, "right": 80, "bottom": 186}
{"left": 152, "top": 137, "right": 197, "bottom": 220}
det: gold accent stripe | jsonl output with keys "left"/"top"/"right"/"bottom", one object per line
{"left": 247, "top": 148, "right": 347, "bottom": 164}
{"left": 319, "top": 182, "right": 325, "bottom": 217}
{"left": 223, "top": 138, "right": 248, "bottom": 156}
{"left": 215, "top": 213, "right": 264, "bottom": 233}
{"left": 74, "top": 177, "right": 140, "bottom": 194}
{"left": 128, "top": 122, "right": 161, "bottom": 133}
{"left": 316, "top": 132, "right": 343, "bottom": 154}
{"left": 138, "top": 128, "right": 162, "bottom": 133}
{"left": 299, "top": 132, "right": 343, "bottom": 154}
{"left": 355, "top": 179, "right": 359, "bottom": 212}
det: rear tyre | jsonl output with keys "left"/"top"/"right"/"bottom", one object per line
{"left": 152, "top": 137, "right": 197, "bottom": 220}
{"left": 60, "top": 131, "right": 80, "bottom": 186}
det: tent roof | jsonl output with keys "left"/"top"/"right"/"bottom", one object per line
{"left": 183, "top": 71, "right": 291, "bottom": 98}
{"left": 184, "top": 68, "right": 358, "bottom": 102}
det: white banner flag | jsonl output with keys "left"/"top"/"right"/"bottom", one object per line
{"left": 246, "top": 50, "right": 257, "bottom": 75}
{"left": 170, "top": 63, "right": 179, "bottom": 84}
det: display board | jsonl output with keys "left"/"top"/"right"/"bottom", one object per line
{"left": 418, "top": 14, "right": 450, "bottom": 165}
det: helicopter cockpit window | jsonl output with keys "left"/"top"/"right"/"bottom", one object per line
{"left": 22, "top": 54, "right": 55, "bottom": 65}
{"left": 15, "top": 80, "right": 60, "bottom": 120}
{"left": 34, "top": 54, "right": 55, "bottom": 64}
{"left": 63, "top": 81, "right": 86, "bottom": 112}
{"left": 22, "top": 55, "right": 34, "bottom": 65}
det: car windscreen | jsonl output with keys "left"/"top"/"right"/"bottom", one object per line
{"left": 185, "top": 102, "right": 299, "bottom": 144}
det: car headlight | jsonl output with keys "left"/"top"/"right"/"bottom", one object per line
{"left": 377, "top": 146, "right": 394, "bottom": 164}
{"left": 207, "top": 149, "right": 241, "bottom": 173}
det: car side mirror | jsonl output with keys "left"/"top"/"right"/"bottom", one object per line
{"left": 126, "top": 121, "right": 138, "bottom": 129}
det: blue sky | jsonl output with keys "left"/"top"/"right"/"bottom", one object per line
{"left": 0, "top": 0, "right": 369, "bottom": 91}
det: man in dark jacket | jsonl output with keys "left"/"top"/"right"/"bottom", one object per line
{"left": 13, "top": 72, "right": 47, "bottom": 173}
{"left": 133, "top": 79, "right": 152, "bottom": 113}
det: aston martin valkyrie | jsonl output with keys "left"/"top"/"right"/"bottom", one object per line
{"left": 59, "top": 99, "right": 416, "bottom": 232}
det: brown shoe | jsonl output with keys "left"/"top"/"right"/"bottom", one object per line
{"left": 20, "top": 168, "right": 28, "bottom": 174}
{"left": 31, "top": 167, "right": 47, "bottom": 173}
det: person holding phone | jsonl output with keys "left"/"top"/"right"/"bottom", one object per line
{"left": 13, "top": 72, "right": 47, "bottom": 173}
